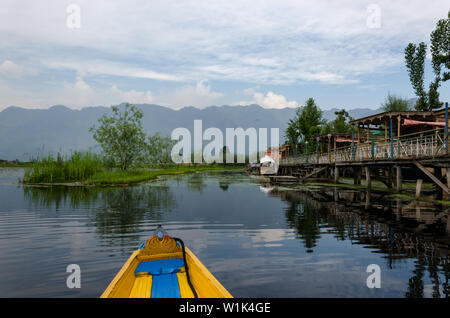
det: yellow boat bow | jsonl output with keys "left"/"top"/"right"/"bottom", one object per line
{"left": 101, "top": 229, "right": 232, "bottom": 298}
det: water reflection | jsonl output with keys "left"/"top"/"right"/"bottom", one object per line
{"left": 3, "top": 170, "right": 450, "bottom": 297}
{"left": 23, "top": 184, "right": 177, "bottom": 243}
{"left": 265, "top": 185, "right": 450, "bottom": 298}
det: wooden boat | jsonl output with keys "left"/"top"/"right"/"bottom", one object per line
{"left": 101, "top": 227, "right": 232, "bottom": 298}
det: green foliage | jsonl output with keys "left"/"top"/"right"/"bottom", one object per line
{"left": 405, "top": 13, "right": 449, "bottom": 111}
{"left": 430, "top": 11, "right": 450, "bottom": 82}
{"left": 381, "top": 93, "right": 411, "bottom": 112}
{"left": 405, "top": 42, "right": 428, "bottom": 110}
{"left": 146, "top": 133, "right": 175, "bottom": 166}
{"left": 285, "top": 98, "right": 324, "bottom": 153}
{"left": 90, "top": 103, "right": 174, "bottom": 170}
{"left": 90, "top": 103, "right": 147, "bottom": 170}
{"left": 23, "top": 151, "right": 103, "bottom": 183}
{"left": 321, "top": 109, "right": 355, "bottom": 135}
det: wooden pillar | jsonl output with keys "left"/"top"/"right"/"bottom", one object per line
{"left": 384, "top": 120, "right": 388, "bottom": 158}
{"left": 354, "top": 167, "right": 361, "bottom": 185}
{"left": 396, "top": 165, "right": 402, "bottom": 192}
{"left": 397, "top": 115, "right": 401, "bottom": 158}
{"left": 328, "top": 135, "right": 331, "bottom": 163}
{"left": 416, "top": 179, "right": 423, "bottom": 199}
{"left": 333, "top": 137, "right": 336, "bottom": 162}
{"left": 365, "top": 190, "right": 371, "bottom": 210}
{"left": 387, "top": 166, "right": 393, "bottom": 189}
{"left": 365, "top": 166, "right": 371, "bottom": 190}
{"left": 357, "top": 125, "right": 361, "bottom": 159}
{"left": 334, "top": 165, "right": 339, "bottom": 183}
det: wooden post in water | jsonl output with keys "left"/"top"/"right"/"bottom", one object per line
{"left": 365, "top": 166, "right": 371, "bottom": 190}
{"left": 396, "top": 166, "right": 402, "bottom": 193}
{"left": 334, "top": 165, "right": 339, "bottom": 183}
{"left": 387, "top": 166, "right": 393, "bottom": 189}
{"left": 416, "top": 179, "right": 423, "bottom": 199}
{"left": 354, "top": 167, "right": 361, "bottom": 185}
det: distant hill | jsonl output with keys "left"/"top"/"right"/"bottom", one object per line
{"left": 0, "top": 103, "right": 381, "bottom": 160}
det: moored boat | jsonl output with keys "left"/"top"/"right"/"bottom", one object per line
{"left": 101, "top": 226, "right": 232, "bottom": 298}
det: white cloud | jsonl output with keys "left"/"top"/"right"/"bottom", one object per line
{"left": 109, "top": 85, "right": 155, "bottom": 104}
{"left": 0, "top": 60, "right": 26, "bottom": 78}
{"left": 233, "top": 90, "right": 299, "bottom": 109}
{"left": 0, "top": 1, "right": 448, "bottom": 108}
{"left": 1, "top": 0, "right": 447, "bottom": 86}
{"left": 44, "top": 59, "right": 181, "bottom": 82}
{"left": 162, "top": 80, "right": 224, "bottom": 108}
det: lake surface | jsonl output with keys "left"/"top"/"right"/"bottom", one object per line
{"left": 0, "top": 168, "right": 449, "bottom": 298}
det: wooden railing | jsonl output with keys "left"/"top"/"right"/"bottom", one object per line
{"left": 281, "top": 127, "right": 449, "bottom": 165}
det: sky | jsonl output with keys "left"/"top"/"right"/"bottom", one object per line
{"left": 0, "top": 0, "right": 449, "bottom": 111}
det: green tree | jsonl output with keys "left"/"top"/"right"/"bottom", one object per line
{"left": 285, "top": 98, "right": 324, "bottom": 154}
{"left": 146, "top": 133, "right": 175, "bottom": 166}
{"left": 381, "top": 93, "right": 411, "bottom": 112}
{"left": 430, "top": 11, "right": 450, "bottom": 83}
{"left": 405, "top": 12, "right": 449, "bottom": 111}
{"left": 405, "top": 42, "right": 428, "bottom": 110}
{"left": 90, "top": 103, "right": 147, "bottom": 170}
{"left": 321, "top": 109, "right": 355, "bottom": 135}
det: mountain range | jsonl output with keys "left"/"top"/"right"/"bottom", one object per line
{"left": 0, "top": 103, "right": 381, "bottom": 160}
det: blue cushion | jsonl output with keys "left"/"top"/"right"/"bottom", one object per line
{"left": 151, "top": 273, "right": 181, "bottom": 298}
{"left": 135, "top": 259, "right": 184, "bottom": 275}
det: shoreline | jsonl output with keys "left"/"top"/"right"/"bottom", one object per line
{"left": 20, "top": 165, "right": 244, "bottom": 187}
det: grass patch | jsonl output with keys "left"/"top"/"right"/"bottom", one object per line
{"left": 22, "top": 152, "right": 103, "bottom": 183}
{"left": 85, "top": 165, "right": 243, "bottom": 185}
{"left": 22, "top": 159, "right": 244, "bottom": 186}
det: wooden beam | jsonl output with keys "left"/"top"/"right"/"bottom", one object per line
{"left": 413, "top": 161, "right": 450, "bottom": 194}
{"left": 301, "top": 166, "right": 327, "bottom": 180}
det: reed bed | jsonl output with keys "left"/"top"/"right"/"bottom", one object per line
{"left": 22, "top": 152, "right": 103, "bottom": 183}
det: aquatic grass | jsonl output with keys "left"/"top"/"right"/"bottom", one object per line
{"left": 22, "top": 151, "right": 103, "bottom": 183}
{"left": 85, "top": 165, "right": 243, "bottom": 185}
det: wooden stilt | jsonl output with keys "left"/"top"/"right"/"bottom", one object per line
{"left": 334, "top": 165, "right": 339, "bottom": 183}
{"left": 365, "top": 166, "right": 371, "bottom": 189}
{"left": 416, "top": 179, "right": 423, "bottom": 199}
{"left": 396, "top": 166, "right": 402, "bottom": 192}
{"left": 387, "top": 167, "right": 393, "bottom": 189}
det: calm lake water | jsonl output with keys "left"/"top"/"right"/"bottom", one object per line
{"left": 0, "top": 168, "right": 449, "bottom": 298}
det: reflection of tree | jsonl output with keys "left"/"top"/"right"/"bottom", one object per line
{"left": 284, "top": 199, "right": 321, "bottom": 253}
{"left": 273, "top": 187, "right": 450, "bottom": 297}
{"left": 218, "top": 181, "right": 229, "bottom": 191}
{"left": 405, "top": 256, "right": 425, "bottom": 298}
{"left": 186, "top": 173, "right": 207, "bottom": 193}
{"left": 23, "top": 186, "right": 103, "bottom": 210}
{"left": 23, "top": 184, "right": 177, "bottom": 244}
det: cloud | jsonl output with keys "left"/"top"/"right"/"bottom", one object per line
{"left": 0, "top": 60, "right": 26, "bottom": 78}
{"left": 44, "top": 59, "right": 182, "bottom": 82}
{"left": 1, "top": 1, "right": 447, "bottom": 86}
{"left": 233, "top": 90, "right": 299, "bottom": 109}
{"left": 0, "top": 1, "right": 448, "bottom": 108}
{"left": 162, "top": 80, "right": 224, "bottom": 108}
{"left": 109, "top": 85, "right": 155, "bottom": 104}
